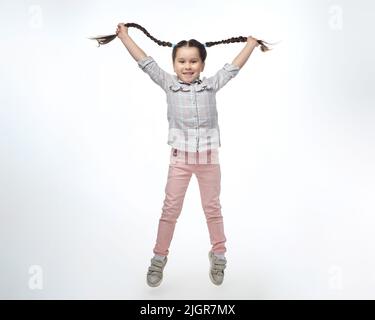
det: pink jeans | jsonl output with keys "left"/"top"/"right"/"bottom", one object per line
{"left": 153, "top": 148, "right": 226, "bottom": 256}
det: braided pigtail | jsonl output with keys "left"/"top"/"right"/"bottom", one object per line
{"left": 88, "top": 22, "right": 173, "bottom": 48}
{"left": 205, "top": 36, "right": 274, "bottom": 52}
{"left": 88, "top": 23, "right": 276, "bottom": 53}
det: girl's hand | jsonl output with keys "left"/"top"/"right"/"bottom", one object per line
{"left": 116, "top": 23, "right": 128, "bottom": 39}
{"left": 247, "top": 36, "right": 260, "bottom": 47}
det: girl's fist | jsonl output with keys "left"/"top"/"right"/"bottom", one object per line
{"left": 116, "top": 23, "right": 128, "bottom": 39}
{"left": 247, "top": 36, "right": 260, "bottom": 47}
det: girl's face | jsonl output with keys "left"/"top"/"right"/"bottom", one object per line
{"left": 173, "top": 47, "right": 205, "bottom": 84}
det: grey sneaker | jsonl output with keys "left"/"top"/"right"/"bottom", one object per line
{"left": 146, "top": 256, "right": 168, "bottom": 287}
{"left": 208, "top": 251, "right": 227, "bottom": 285}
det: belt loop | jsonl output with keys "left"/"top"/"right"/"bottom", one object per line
{"left": 173, "top": 148, "right": 177, "bottom": 157}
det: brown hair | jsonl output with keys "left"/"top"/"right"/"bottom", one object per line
{"left": 89, "top": 22, "right": 275, "bottom": 62}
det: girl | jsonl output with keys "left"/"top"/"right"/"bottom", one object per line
{"left": 113, "top": 23, "right": 271, "bottom": 287}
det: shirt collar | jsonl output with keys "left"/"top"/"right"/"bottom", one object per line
{"left": 169, "top": 76, "right": 213, "bottom": 92}
{"left": 177, "top": 77, "right": 202, "bottom": 85}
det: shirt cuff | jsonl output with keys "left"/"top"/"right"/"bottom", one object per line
{"left": 137, "top": 56, "right": 155, "bottom": 69}
{"left": 223, "top": 63, "right": 240, "bottom": 77}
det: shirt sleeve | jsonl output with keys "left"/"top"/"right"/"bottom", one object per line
{"left": 137, "top": 56, "right": 171, "bottom": 92}
{"left": 207, "top": 63, "right": 240, "bottom": 93}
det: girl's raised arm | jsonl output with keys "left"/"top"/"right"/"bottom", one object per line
{"left": 116, "top": 23, "right": 147, "bottom": 62}
{"left": 232, "top": 36, "right": 260, "bottom": 69}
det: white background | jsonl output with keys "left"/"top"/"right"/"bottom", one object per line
{"left": 1, "top": 0, "right": 374, "bottom": 299}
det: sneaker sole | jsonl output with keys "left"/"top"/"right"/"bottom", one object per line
{"left": 147, "top": 277, "right": 162, "bottom": 287}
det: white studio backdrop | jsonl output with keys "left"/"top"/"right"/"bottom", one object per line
{"left": 0, "top": 0, "right": 374, "bottom": 299}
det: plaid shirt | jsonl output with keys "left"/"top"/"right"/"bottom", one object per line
{"left": 137, "top": 56, "right": 240, "bottom": 152}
